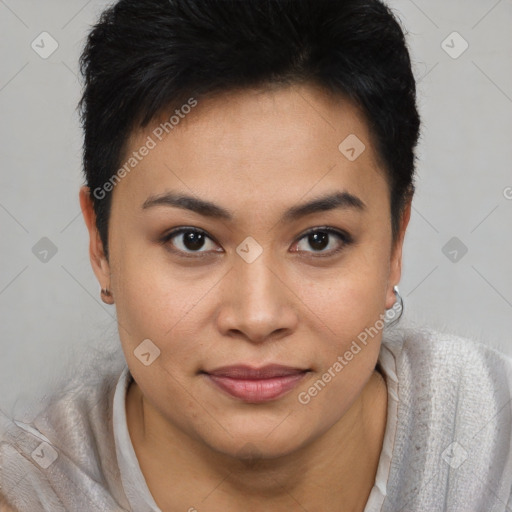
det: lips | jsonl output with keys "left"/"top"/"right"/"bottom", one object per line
{"left": 207, "top": 364, "right": 307, "bottom": 379}
{"left": 203, "top": 364, "right": 310, "bottom": 403}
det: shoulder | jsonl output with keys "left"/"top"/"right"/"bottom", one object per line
{"left": 380, "top": 326, "right": 512, "bottom": 511}
{"left": 385, "top": 325, "right": 512, "bottom": 432}
{"left": 0, "top": 363, "right": 129, "bottom": 511}
{"left": 383, "top": 325, "right": 512, "bottom": 391}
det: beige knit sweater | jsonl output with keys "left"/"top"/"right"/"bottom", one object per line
{"left": 1, "top": 326, "right": 512, "bottom": 511}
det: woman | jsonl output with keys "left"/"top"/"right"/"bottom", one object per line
{"left": 1, "top": 0, "right": 511, "bottom": 510}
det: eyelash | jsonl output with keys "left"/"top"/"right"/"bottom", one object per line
{"left": 160, "top": 226, "right": 353, "bottom": 259}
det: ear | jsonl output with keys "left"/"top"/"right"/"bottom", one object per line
{"left": 385, "top": 194, "right": 412, "bottom": 309}
{"left": 79, "top": 186, "right": 112, "bottom": 297}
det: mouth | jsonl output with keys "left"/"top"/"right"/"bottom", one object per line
{"left": 201, "top": 364, "right": 311, "bottom": 403}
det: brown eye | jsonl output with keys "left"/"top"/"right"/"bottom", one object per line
{"left": 161, "top": 227, "right": 221, "bottom": 256}
{"left": 294, "top": 227, "right": 352, "bottom": 257}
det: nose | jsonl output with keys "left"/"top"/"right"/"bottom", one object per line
{"left": 215, "top": 253, "right": 299, "bottom": 345}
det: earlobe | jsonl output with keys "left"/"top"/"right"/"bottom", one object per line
{"left": 79, "top": 186, "right": 112, "bottom": 300}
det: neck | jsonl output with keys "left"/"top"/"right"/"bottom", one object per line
{"left": 126, "top": 370, "right": 388, "bottom": 512}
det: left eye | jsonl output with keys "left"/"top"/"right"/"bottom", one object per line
{"left": 294, "top": 227, "right": 351, "bottom": 256}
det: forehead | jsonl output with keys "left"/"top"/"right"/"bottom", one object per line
{"left": 114, "top": 83, "right": 387, "bottom": 211}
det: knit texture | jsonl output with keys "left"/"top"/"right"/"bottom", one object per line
{"left": 1, "top": 326, "right": 511, "bottom": 511}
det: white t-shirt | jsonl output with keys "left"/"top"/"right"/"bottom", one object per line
{"left": 1, "top": 326, "right": 512, "bottom": 511}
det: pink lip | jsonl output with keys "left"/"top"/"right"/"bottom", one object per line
{"left": 203, "top": 365, "right": 309, "bottom": 403}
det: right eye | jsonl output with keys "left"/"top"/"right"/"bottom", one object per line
{"left": 160, "top": 227, "right": 223, "bottom": 258}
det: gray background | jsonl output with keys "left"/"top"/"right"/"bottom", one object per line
{"left": 1, "top": 0, "right": 511, "bottom": 415}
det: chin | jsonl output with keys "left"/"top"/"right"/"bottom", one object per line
{"left": 196, "top": 419, "right": 315, "bottom": 462}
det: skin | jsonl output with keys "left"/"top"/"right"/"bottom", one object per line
{"left": 80, "top": 82, "right": 411, "bottom": 512}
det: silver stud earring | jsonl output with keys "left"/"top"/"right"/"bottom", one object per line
{"left": 385, "top": 285, "right": 403, "bottom": 327}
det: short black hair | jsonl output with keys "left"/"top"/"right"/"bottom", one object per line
{"left": 79, "top": 0, "right": 420, "bottom": 259}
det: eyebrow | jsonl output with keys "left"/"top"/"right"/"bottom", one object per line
{"left": 141, "top": 190, "right": 366, "bottom": 222}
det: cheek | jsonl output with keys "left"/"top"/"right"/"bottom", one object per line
{"left": 111, "top": 241, "right": 221, "bottom": 370}
{"left": 302, "top": 248, "right": 389, "bottom": 333}
{"left": 297, "top": 277, "right": 387, "bottom": 421}
{"left": 298, "top": 246, "right": 390, "bottom": 384}
{"left": 111, "top": 243, "right": 182, "bottom": 346}
{"left": 313, "top": 283, "right": 385, "bottom": 379}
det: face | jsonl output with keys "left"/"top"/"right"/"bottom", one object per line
{"left": 81, "top": 83, "right": 409, "bottom": 459}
